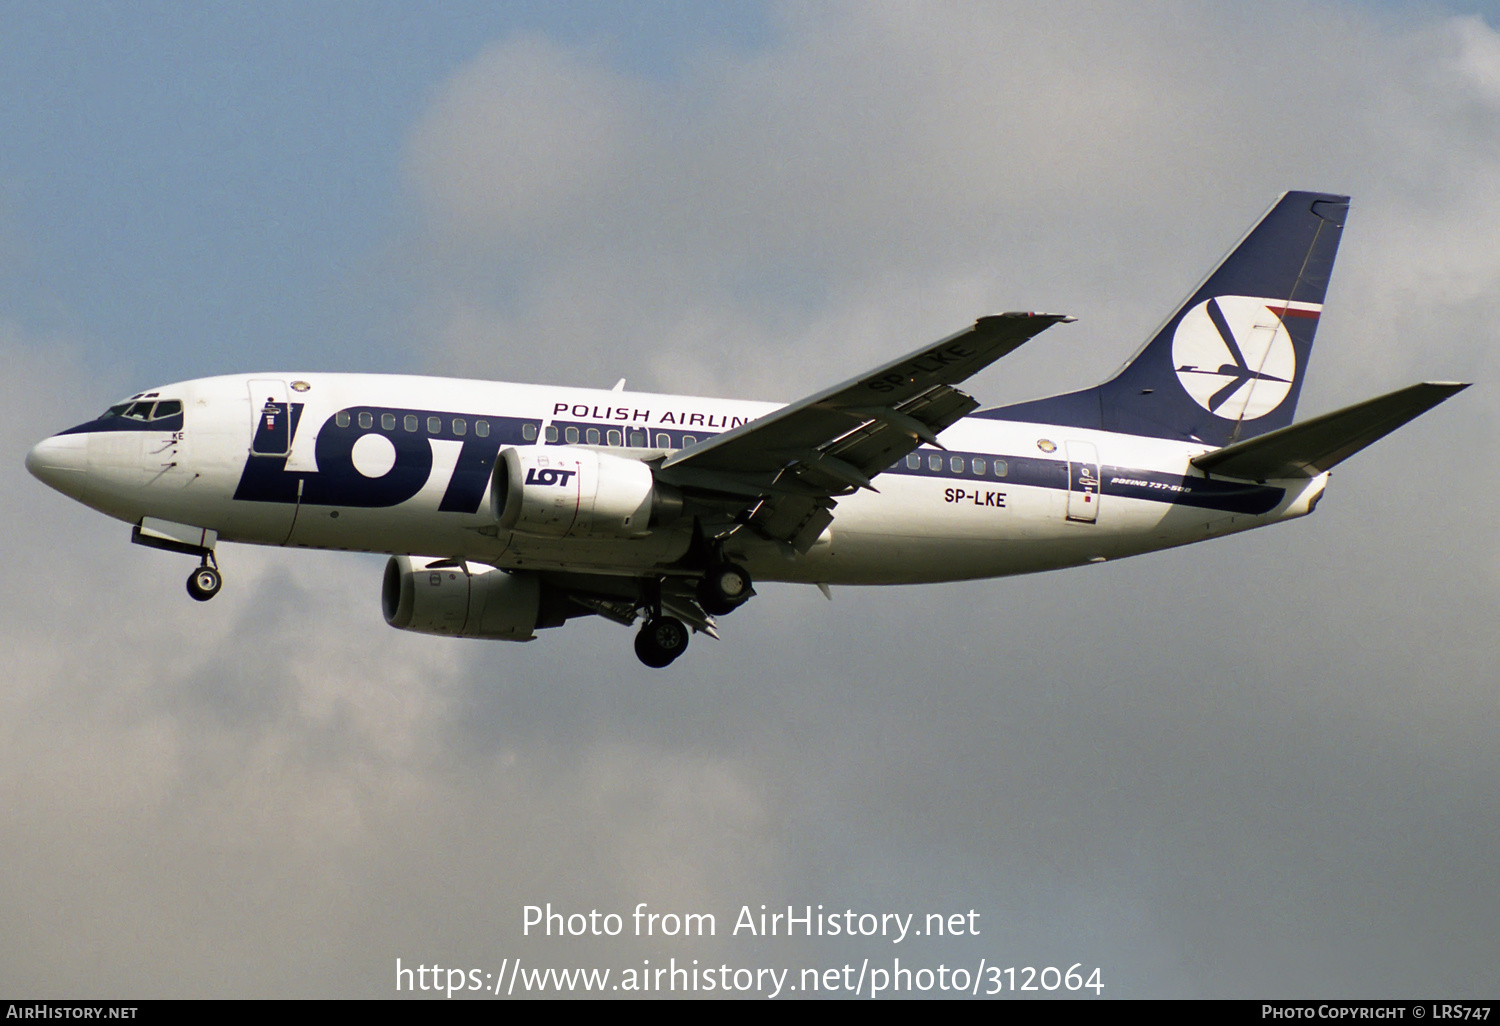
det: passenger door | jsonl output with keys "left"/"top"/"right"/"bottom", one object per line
{"left": 248, "top": 380, "right": 292, "bottom": 456}
{"left": 1066, "top": 440, "right": 1100, "bottom": 523}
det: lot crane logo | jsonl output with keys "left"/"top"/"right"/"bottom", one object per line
{"left": 1171, "top": 296, "right": 1314, "bottom": 421}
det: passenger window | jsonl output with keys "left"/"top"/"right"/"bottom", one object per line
{"left": 607, "top": 429, "right": 622, "bottom": 446}
{"left": 906, "top": 454, "right": 921, "bottom": 470}
{"left": 476, "top": 420, "right": 490, "bottom": 438}
{"left": 336, "top": 411, "right": 350, "bottom": 428}
{"left": 564, "top": 426, "right": 579, "bottom": 444}
{"left": 404, "top": 415, "right": 418, "bottom": 432}
{"left": 928, "top": 454, "right": 942, "bottom": 472}
{"left": 154, "top": 400, "right": 181, "bottom": 418}
{"left": 994, "top": 459, "right": 1008, "bottom": 478}
{"left": 427, "top": 416, "right": 441, "bottom": 434}
{"left": 682, "top": 435, "right": 696, "bottom": 446}
{"left": 453, "top": 417, "right": 466, "bottom": 436}
{"left": 586, "top": 427, "right": 600, "bottom": 445}
{"left": 950, "top": 455, "right": 964, "bottom": 473}
{"left": 973, "top": 457, "right": 986, "bottom": 475}
{"left": 544, "top": 425, "right": 559, "bottom": 443}
{"left": 629, "top": 430, "right": 646, "bottom": 447}
{"left": 522, "top": 423, "right": 538, "bottom": 441}
{"left": 359, "top": 412, "right": 373, "bottom": 429}
{"left": 381, "top": 413, "right": 395, "bottom": 430}
{"left": 655, "top": 433, "right": 671, "bottom": 448}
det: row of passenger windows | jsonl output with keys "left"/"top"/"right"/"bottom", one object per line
{"left": 904, "top": 452, "right": 1009, "bottom": 477}
{"left": 334, "top": 411, "right": 701, "bottom": 451}
{"left": 539, "top": 424, "right": 699, "bottom": 448}
{"left": 336, "top": 410, "right": 494, "bottom": 437}
{"left": 329, "top": 410, "right": 1018, "bottom": 476}
{"left": 329, "top": 410, "right": 1009, "bottom": 473}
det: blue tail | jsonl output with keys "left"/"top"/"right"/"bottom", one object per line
{"left": 978, "top": 191, "right": 1349, "bottom": 447}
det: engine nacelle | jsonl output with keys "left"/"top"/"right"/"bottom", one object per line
{"left": 491, "top": 445, "right": 680, "bottom": 539}
{"left": 382, "top": 556, "right": 567, "bottom": 641}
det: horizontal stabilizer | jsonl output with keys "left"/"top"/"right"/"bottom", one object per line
{"left": 1191, "top": 381, "right": 1469, "bottom": 480}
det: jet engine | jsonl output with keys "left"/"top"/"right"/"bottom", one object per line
{"left": 382, "top": 556, "right": 570, "bottom": 640}
{"left": 491, "top": 445, "right": 681, "bottom": 539}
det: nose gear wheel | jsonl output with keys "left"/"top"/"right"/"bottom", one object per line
{"left": 187, "top": 559, "right": 222, "bottom": 602}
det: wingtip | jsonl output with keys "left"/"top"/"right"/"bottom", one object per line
{"left": 1419, "top": 381, "right": 1473, "bottom": 398}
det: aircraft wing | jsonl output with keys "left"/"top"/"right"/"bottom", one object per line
{"left": 657, "top": 312, "right": 1072, "bottom": 551}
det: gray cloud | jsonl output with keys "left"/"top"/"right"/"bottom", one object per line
{"left": 5, "top": 1, "right": 1499, "bottom": 998}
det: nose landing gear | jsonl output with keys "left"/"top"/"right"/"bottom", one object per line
{"left": 186, "top": 554, "right": 222, "bottom": 602}
{"left": 130, "top": 519, "right": 224, "bottom": 603}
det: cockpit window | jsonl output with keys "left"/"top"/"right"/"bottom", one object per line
{"left": 101, "top": 399, "right": 181, "bottom": 421}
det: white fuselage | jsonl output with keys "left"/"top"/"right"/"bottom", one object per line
{"left": 29, "top": 372, "right": 1328, "bottom": 586}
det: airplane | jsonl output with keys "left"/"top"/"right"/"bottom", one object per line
{"left": 25, "top": 191, "right": 1468, "bottom": 668}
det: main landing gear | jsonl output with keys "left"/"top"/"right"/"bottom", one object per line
{"left": 186, "top": 553, "right": 222, "bottom": 602}
{"left": 631, "top": 561, "right": 754, "bottom": 668}
{"left": 634, "top": 615, "right": 690, "bottom": 668}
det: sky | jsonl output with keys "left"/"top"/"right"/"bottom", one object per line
{"left": 2, "top": 0, "right": 1498, "bottom": 1000}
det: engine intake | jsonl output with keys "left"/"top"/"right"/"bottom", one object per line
{"left": 382, "top": 556, "right": 569, "bottom": 640}
{"left": 491, "top": 445, "right": 680, "bottom": 538}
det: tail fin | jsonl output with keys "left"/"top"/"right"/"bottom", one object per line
{"left": 981, "top": 191, "right": 1349, "bottom": 447}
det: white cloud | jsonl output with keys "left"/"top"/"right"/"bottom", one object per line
{"left": 396, "top": 3, "right": 1500, "bottom": 425}
{"left": 407, "top": 36, "right": 647, "bottom": 244}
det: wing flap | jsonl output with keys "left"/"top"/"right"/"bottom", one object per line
{"left": 819, "top": 384, "right": 980, "bottom": 479}
{"left": 659, "top": 312, "right": 1071, "bottom": 548}
{"left": 1191, "top": 381, "right": 1469, "bottom": 480}
{"left": 745, "top": 497, "right": 836, "bottom": 553}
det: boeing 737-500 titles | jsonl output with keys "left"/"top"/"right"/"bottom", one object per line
{"left": 26, "top": 192, "right": 1468, "bottom": 667}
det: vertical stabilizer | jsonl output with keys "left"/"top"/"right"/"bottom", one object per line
{"left": 981, "top": 191, "right": 1349, "bottom": 447}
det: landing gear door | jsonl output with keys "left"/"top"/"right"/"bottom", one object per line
{"left": 1066, "top": 440, "right": 1100, "bottom": 523}
{"left": 248, "top": 380, "right": 292, "bottom": 456}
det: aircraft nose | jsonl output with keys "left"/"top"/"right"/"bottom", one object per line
{"left": 25, "top": 432, "right": 89, "bottom": 490}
